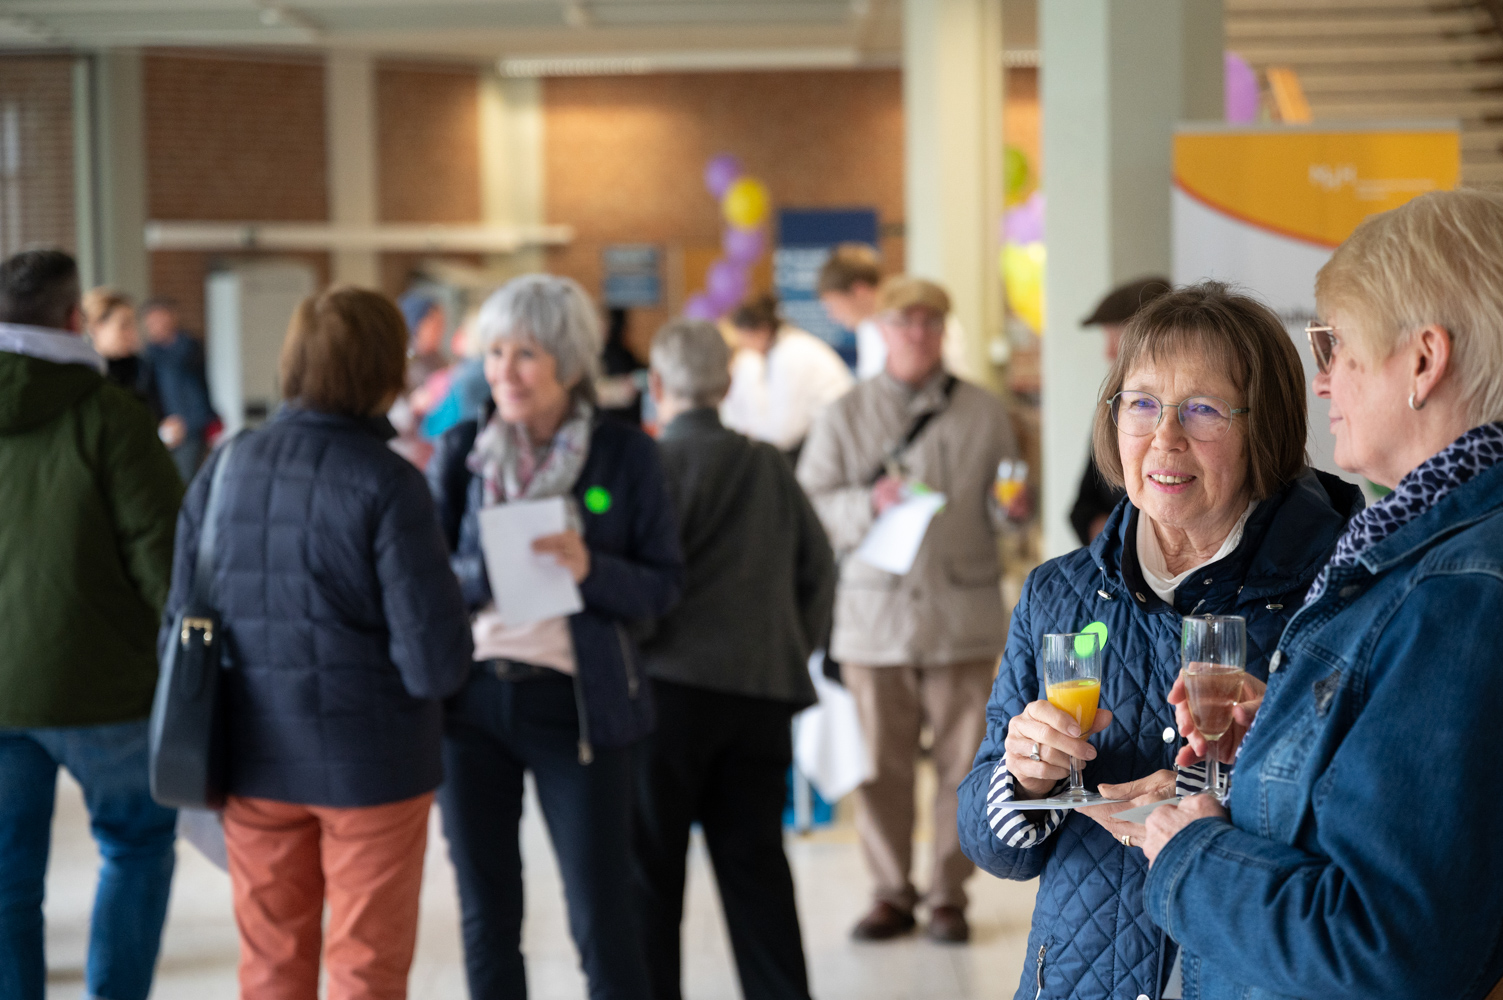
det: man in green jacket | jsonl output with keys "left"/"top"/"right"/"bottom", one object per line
{"left": 0, "top": 250, "right": 185, "bottom": 1000}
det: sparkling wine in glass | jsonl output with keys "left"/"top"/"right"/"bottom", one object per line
{"left": 1181, "top": 615, "right": 1248, "bottom": 802}
{"left": 1042, "top": 630, "right": 1105, "bottom": 804}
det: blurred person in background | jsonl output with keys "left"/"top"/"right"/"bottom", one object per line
{"left": 797, "top": 276, "right": 1017, "bottom": 944}
{"left": 389, "top": 290, "right": 450, "bottom": 468}
{"left": 0, "top": 250, "right": 184, "bottom": 1000}
{"left": 816, "top": 244, "right": 969, "bottom": 382}
{"left": 720, "top": 292, "right": 853, "bottom": 461}
{"left": 1140, "top": 189, "right": 1503, "bottom": 1000}
{"left": 83, "top": 287, "right": 155, "bottom": 408}
{"left": 427, "top": 274, "right": 683, "bottom": 1000}
{"left": 163, "top": 286, "right": 473, "bottom": 1000}
{"left": 139, "top": 297, "right": 216, "bottom": 482}
{"left": 633, "top": 319, "right": 835, "bottom": 1000}
{"left": 421, "top": 306, "right": 492, "bottom": 442}
{"left": 598, "top": 307, "right": 647, "bottom": 427}
{"left": 1069, "top": 277, "right": 1171, "bottom": 546}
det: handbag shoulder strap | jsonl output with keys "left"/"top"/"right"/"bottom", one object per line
{"left": 189, "top": 433, "right": 241, "bottom": 609}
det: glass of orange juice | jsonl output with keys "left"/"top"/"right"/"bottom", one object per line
{"left": 1042, "top": 630, "right": 1106, "bottom": 804}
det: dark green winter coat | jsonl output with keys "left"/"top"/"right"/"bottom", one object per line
{"left": 0, "top": 347, "right": 183, "bottom": 727}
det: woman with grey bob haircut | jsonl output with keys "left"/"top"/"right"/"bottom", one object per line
{"left": 475, "top": 273, "right": 602, "bottom": 402}
{"left": 428, "top": 274, "right": 684, "bottom": 1000}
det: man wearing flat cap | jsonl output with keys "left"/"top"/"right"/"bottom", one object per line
{"left": 1069, "top": 276, "right": 1171, "bottom": 545}
{"left": 797, "top": 276, "right": 1018, "bottom": 945}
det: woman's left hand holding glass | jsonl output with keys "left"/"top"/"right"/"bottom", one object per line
{"left": 1141, "top": 793, "right": 1227, "bottom": 866}
{"left": 533, "top": 530, "right": 591, "bottom": 583}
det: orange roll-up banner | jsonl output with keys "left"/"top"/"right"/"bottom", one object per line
{"left": 1172, "top": 124, "right": 1459, "bottom": 485}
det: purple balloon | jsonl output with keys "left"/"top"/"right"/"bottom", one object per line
{"left": 1225, "top": 51, "right": 1258, "bottom": 124}
{"left": 704, "top": 154, "right": 743, "bottom": 198}
{"left": 706, "top": 259, "right": 749, "bottom": 306}
{"left": 683, "top": 294, "right": 719, "bottom": 321}
{"left": 1004, "top": 192, "right": 1045, "bottom": 245}
{"left": 722, "top": 226, "right": 766, "bottom": 264}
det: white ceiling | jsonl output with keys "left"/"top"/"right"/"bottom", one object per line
{"left": 0, "top": 0, "right": 910, "bottom": 67}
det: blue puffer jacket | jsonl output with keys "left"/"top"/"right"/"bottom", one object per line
{"left": 161, "top": 407, "right": 474, "bottom": 808}
{"left": 958, "top": 469, "right": 1362, "bottom": 1000}
{"left": 1145, "top": 459, "right": 1503, "bottom": 1000}
{"left": 428, "top": 409, "right": 684, "bottom": 754}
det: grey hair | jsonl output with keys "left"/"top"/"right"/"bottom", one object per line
{"left": 651, "top": 319, "right": 732, "bottom": 407}
{"left": 476, "top": 274, "right": 602, "bottom": 399}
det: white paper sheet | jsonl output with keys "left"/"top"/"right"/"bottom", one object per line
{"left": 853, "top": 492, "right": 946, "bottom": 576}
{"left": 1110, "top": 797, "right": 1182, "bottom": 824}
{"left": 478, "top": 497, "right": 584, "bottom": 628}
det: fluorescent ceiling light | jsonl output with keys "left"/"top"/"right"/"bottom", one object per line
{"left": 498, "top": 47, "right": 868, "bottom": 77}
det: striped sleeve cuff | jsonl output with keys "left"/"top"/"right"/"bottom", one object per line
{"left": 985, "top": 759, "right": 1066, "bottom": 848}
{"left": 1175, "top": 761, "right": 1227, "bottom": 798}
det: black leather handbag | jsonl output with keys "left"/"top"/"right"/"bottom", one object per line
{"left": 148, "top": 434, "right": 240, "bottom": 810}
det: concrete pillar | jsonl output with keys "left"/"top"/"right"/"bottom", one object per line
{"left": 324, "top": 50, "right": 379, "bottom": 288}
{"left": 479, "top": 72, "right": 547, "bottom": 277}
{"left": 1037, "top": 0, "right": 1222, "bottom": 559}
{"left": 902, "top": 0, "right": 1005, "bottom": 390}
{"left": 84, "top": 49, "right": 149, "bottom": 298}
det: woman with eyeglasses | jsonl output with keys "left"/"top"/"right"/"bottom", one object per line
{"left": 1135, "top": 192, "right": 1503, "bottom": 1000}
{"left": 957, "top": 282, "right": 1364, "bottom": 1000}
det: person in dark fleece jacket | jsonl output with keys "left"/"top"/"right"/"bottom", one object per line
{"left": 631, "top": 319, "right": 836, "bottom": 1000}
{"left": 0, "top": 250, "right": 184, "bottom": 1000}
{"left": 162, "top": 287, "right": 472, "bottom": 999}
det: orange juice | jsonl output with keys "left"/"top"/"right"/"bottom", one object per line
{"left": 1047, "top": 678, "right": 1101, "bottom": 731}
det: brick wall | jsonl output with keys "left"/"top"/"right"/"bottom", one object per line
{"left": 0, "top": 56, "right": 76, "bottom": 260}
{"left": 542, "top": 69, "right": 906, "bottom": 354}
{"left": 143, "top": 50, "right": 330, "bottom": 332}
{"left": 376, "top": 62, "right": 481, "bottom": 225}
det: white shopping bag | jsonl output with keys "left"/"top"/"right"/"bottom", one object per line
{"left": 794, "top": 652, "right": 874, "bottom": 803}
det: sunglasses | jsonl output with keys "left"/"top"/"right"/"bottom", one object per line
{"left": 1305, "top": 321, "right": 1339, "bottom": 375}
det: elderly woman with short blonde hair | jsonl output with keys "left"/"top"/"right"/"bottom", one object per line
{"left": 427, "top": 274, "right": 683, "bottom": 1000}
{"left": 1140, "top": 189, "right": 1503, "bottom": 1000}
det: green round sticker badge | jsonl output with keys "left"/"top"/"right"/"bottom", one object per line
{"left": 1075, "top": 621, "right": 1109, "bottom": 657}
{"left": 583, "top": 486, "right": 613, "bottom": 515}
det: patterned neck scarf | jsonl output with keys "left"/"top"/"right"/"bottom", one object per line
{"left": 1306, "top": 421, "right": 1503, "bottom": 603}
{"left": 468, "top": 400, "right": 594, "bottom": 522}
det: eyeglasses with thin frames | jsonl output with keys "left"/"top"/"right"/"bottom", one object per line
{"left": 1109, "top": 391, "right": 1249, "bottom": 442}
{"left": 1305, "top": 321, "right": 1339, "bottom": 375}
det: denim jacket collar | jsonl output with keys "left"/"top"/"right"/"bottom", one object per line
{"left": 1359, "top": 460, "right": 1503, "bottom": 575}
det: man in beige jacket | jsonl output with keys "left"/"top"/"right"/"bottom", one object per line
{"left": 797, "top": 276, "right": 1016, "bottom": 944}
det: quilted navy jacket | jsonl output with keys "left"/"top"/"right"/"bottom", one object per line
{"left": 958, "top": 469, "right": 1362, "bottom": 1000}
{"left": 427, "top": 409, "right": 684, "bottom": 753}
{"left": 161, "top": 407, "right": 473, "bottom": 808}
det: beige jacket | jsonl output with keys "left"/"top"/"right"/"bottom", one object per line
{"left": 796, "top": 370, "right": 1016, "bottom": 667}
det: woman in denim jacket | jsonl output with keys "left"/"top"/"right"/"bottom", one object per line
{"left": 1139, "top": 190, "right": 1503, "bottom": 1000}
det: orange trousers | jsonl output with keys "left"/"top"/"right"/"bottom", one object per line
{"left": 222, "top": 792, "right": 434, "bottom": 1000}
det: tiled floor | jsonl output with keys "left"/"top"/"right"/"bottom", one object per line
{"left": 42, "top": 769, "right": 1038, "bottom": 999}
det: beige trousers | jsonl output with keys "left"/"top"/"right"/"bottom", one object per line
{"left": 843, "top": 660, "right": 996, "bottom": 912}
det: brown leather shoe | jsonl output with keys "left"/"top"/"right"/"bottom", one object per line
{"left": 850, "top": 901, "right": 916, "bottom": 941}
{"left": 927, "top": 905, "right": 970, "bottom": 944}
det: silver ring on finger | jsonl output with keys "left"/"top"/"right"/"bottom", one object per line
{"left": 1029, "top": 741, "right": 1041, "bottom": 762}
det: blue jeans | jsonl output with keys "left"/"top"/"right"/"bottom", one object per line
{"left": 0, "top": 720, "right": 178, "bottom": 1000}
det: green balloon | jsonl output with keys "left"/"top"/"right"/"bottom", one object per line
{"left": 1004, "top": 146, "right": 1033, "bottom": 204}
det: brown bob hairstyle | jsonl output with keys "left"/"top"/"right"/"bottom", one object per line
{"left": 279, "top": 286, "right": 408, "bottom": 417}
{"left": 1091, "top": 281, "right": 1308, "bottom": 502}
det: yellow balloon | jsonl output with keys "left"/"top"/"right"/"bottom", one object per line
{"left": 722, "top": 178, "right": 771, "bottom": 229}
{"left": 1001, "top": 243, "right": 1045, "bottom": 334}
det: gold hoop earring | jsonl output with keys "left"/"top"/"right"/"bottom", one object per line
{"left": 1408, "top": 391, "right": 1426, "bottom": 412}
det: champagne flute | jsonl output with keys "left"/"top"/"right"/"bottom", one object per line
{"left": 1181, "top": 615, "right": 1248, "bottom": 802}
{"left": 1042, "top": 630, "right": 1106, "bottom": 804}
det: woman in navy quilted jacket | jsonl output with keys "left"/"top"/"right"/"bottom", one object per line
{"left": 162, "top": 287, "right": 474, "bottom": 999}
{"left": 957, "top": 283, "right": 1363, "bottom": 1000}
{"left": 427, "top": 275, "right": 683, "bottom": 1000}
